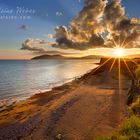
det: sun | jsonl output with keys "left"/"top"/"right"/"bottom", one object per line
{"left": 113, "top": 48, "right": 125, "bottom": 57}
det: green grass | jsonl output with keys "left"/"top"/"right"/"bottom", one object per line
{"left": 131, "top": 96, "right": 140, "bottom": 115}
{"left": 96, "top": 116, "right": 140, "bottom": 140}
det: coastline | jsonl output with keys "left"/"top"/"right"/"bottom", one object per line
{"left": 0, "top": 66, "right": 96, "bottom": 111}
{"left": 0, "top": 63, "right": 131, "bottom": 139}
{"left": 0, "top": 59, "right": 99, "bottom": 109}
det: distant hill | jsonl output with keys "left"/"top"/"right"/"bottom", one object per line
{"left": 31, "top": 54, "right": 66, "bottom": 60}
{"left": 31, "top": 54, "right": 101, "bottom": 60}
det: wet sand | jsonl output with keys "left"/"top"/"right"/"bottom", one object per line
{"left": 0, "top": 66, "right": 131, "bottom": 140}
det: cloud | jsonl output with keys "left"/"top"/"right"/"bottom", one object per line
{"left": 78, "top": 0, "right": 81, "bottom": 3}
{"left": 52, "top": 25, "right": 104, "bottom": 50}
{"left": 19, "top": 25, "right": 29, "bottom": 30}
{"left": 21, "top": 38, "right": 79, "bottom": 55}
{"left": 104, "top": 1, "right": 140, "bottom": 48}
{"left": 52, "top": 0, "right": 140, "bottom": 49}
{"left": 52, "top": 0, "right": 107, "bottom": 50}
{"left": 22, "top": 0, "right": 140, "bottom": 51}
{"left": 21, "top": 39, "right": 48, "bottom": 52}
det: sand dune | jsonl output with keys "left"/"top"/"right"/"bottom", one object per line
{"left": 0, "top": 66, "right": 131, "bottom": 140}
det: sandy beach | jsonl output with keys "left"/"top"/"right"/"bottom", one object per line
{"left": 0, "top": 64, "right": 131, "bottom": 140}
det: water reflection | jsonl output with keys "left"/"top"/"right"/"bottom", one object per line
{"left": 0, "top": 59, "right": 99, "bottom": 99}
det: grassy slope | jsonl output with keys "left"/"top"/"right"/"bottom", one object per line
{"left": 96, "top": 67, "right": 140, "bottom": 140}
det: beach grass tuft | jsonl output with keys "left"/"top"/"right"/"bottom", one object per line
{"left": 96, "top": 115, "right": 140, "bottom": 140}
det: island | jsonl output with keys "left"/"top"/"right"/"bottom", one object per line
{"left": 31, "top": 54, "right": 102, "bottom": 60}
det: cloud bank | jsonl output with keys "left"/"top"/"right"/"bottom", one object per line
{"left": 21, "top": 39, "right": 48, "bottom": 52}
{"left": 22, "top": 0, "right": 140, "bottom": 53}
{"left": 21, "top": 38, "right": 78, "bottom": 55}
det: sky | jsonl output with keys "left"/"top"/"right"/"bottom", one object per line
{"left": 0, "top": 0, "right": 140, "bottom": 59}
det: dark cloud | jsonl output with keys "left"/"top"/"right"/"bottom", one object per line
{"left": 21, "top": 38, "right": 79, "bottom": 55}
{"left": 50, "top": 0, "right": 107, "bottom": 50}
{"left": 104, "top": 1, "right": 140, "bottom": 48}
{"left": 19, "top": 25, "right": 29, "bottom": 30}
{"left": 22, "top": 0, "right": 140, "bottom": 51}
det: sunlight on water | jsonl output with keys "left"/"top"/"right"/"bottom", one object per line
{"left": 0, "top": 59, "right": 99, "bottom": 102}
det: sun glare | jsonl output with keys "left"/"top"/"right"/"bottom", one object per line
{"left": 113, "top": 48, "right": 125, "bottom": 57}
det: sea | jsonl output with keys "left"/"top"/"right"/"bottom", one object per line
{"left": 0, "top": 59, "right": 99, "bottom": 105}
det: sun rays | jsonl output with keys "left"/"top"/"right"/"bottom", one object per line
{"left": 111, "top": 36, "right": 139, "bottom": 94}
{"left": 91, "top": 36, "right": 140, "bottom": 95}
{"left": 109, "top": 58, "right": 116, "bottom": 72}
{"left": 118, "top": 58, "right": 121, "bottom": 94}
{"left": 111, "top": 36, "right": 140, "bottom": 94}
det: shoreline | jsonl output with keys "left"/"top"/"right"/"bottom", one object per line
{"left": 0, "top": 61, "right": 131, "bottom": 139}
{"left": 0, "top": 60, "right": 99, "bottom": 109}
{"left": 0, "top": 67, "right": 96, "bottom": 111}
{"left": 0, "top": 78, "right": 75, "bottom": 110}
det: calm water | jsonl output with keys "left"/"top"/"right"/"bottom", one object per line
{"left": 0, "top": 59, "right": 99, "bottom": 103}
